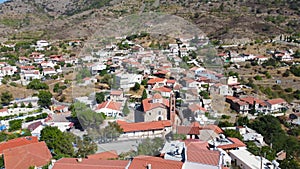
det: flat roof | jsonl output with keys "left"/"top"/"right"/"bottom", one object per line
{"left": 229, "top": 149, "right": 275, "bottom": 169}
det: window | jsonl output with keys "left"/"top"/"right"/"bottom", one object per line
{"left": 158, "top": 117, "right": 162, "bottom": 121}
{"left": 149, "top": 112, "right": 151, "bottom": 116}
{"left": 158, "top": 111, "right": 161, "bottom": 115}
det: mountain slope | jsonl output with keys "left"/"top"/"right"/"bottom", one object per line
{"left": 0, "top": 0, "right": 299, "bottom": 43}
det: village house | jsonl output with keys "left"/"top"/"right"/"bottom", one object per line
{"left": 141, "top": 93, "right": 170, "bottom": 122}
{"left": 43, "top": 68, "right": 57, "bottom": 76}
{"left": 115, "top": 73, "right": 143, "bottom": 91}
{"left": 239, "top": 96, "right": 268, "bottom": 114}
{"left": 210, "top": 83, "right": 233, "bottom": 96}
{"left": 110, "top": 90, "right": 124, "bottom": 102}
{"left": 90, "top": 62, "right": 107, "bottom": 75}
{"left": 95, "top": 100, "right": 123, "bottom": 117}
{"left": 226, "top": 96, "right": 250, "bottom": 114}
{"left": 40, "top": 61, "right": 55, "bottom": 68}
{"left": 3, "top": 141, "right": 52, "bottom": 169}
{"left": 18, "top": 57, "right": 31, "bottom": 65}
{"left": 147, "top": 77, "right": 167, "bottom": 89}
{"left": 230, "top": 149, "right": 279, "bottom": 169}
{"left": 152, "top": 86, "right": 173, "bottom": 98}
{"left": 183, "top": 140, "right": 228, "bottom": 169}
{"left": 255, "top": 55, "right": 270, "bottom": 64}
{"left": 30, "top": 52, "right": 45, "bottom": 63}
{"left": 117, "top": 120, "right": 172, "bottom": 139}
{"left": 51, "top": 105, "right": 69, "bottom": 113}
{"left": 266, "top": 98, "right": 287, "bottom": 113}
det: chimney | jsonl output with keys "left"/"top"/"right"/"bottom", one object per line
{"left": 77, "top": 157, "right": 82, "bottom": 163}
{"left": 147, "top": 163, "right": 152, "bottom": 169}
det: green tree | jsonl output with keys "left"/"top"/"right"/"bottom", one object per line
{"left": 141, "top": 79, "right": 148, "bottom": 86}
{"left": 38, "top": 90, "right": 52, "bottom": 108}
{"left": 8, "top": 119, "right": 23, "bottom": 132}
{"left": 20, "top": 102, "right": 26, "bottom": 108}
{"left": 53, "top": 83, "right": 60, "bottom": 93}
{"left": 27, "top": 79, "right": 49, "bottom": 90}
{"left": 1, "top": 91, "right": 13, "bottom": 105}
{"left": 254, "top": 75, "right": 262, "bottom": 80}
{"left": 141, "top": 89, "right": 147, "bottom": 100}
{"left": 0, "top": 155, "right": 4, "bottom": 168}
{"left": 40, "top": 126, "right": 75, "bottom": 159}
{"left": 75, "top": 135, "right": 97, "bottom": 158}
{"left": 223, "top": 129, "right": 243, "bottom": 140}
{"left": 137, "top": 137, "right": 164, "bottom": 156}
{"left": 131, "top": 82, "right": 140, "bottom": 91}
{"left": 27, "top": 102, "right": 33, "bottom": 108}
{"left": 95, "top": 92, "right": 105, "bottom": 104}
{"left": 13, "top": 103, "right": 18, "bottom": 108}
{"left": 218, "top": 121, "right": 234, "bottom": 127}
{"left": 122, "top": 101, "right": 130, "bottom": 116}
{"left": 71, "top": 102, "right": 104, "bottom": 129}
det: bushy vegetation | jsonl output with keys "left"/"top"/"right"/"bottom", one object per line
{"left": 249, "top": 116, "right": 300, "bottom": 161}
{"left": 27, "top": 79, "right": 49, "bottom": 90}
{"left": 25, "top": 113, "right": 48, "bottom": 122}
{"left": 290, "top": 65, "right": 300, "bottom": 77}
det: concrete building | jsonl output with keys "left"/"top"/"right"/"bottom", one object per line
{"left": 230, "top": 149, "right": 280, "bottom": 169}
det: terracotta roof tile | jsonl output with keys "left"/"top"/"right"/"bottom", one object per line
{"left": 153, "top": 86, "right": 172, "bottom": 93}
{"left": 217, "top": 137, "right": 246, "bottom": 150}
{"left": 267, "top": 98, "right": 286, "bottom": 105}
{"left": 0, "top": 136, "right": 38, "bottom": 154}
{"left": 177, "top": 126, "right": 200, "bottom": 135}
{"left": 3, "top": 141, "right": 52, "bottom": 169}
{"left": 96, "top": 101, "right": 122, "bottom": 111}
{"left": 187, "top": 149, "right": 220, "bottom": 166}
{"left": 142, "top": 95, "right": 169, "bottom": 112}
{"left": 53, "top": 158, "right": 129, "bottom": 169}
{"left": 147, "top": 78, "right": 165, "bottom": 85}
{"left": 87, "top": 150, "right": 118, "bottom": 160}
{"left": 185, "top": 141, "right": 220, "bottom": 166}
{"left": 129, "top": 155, "right": 183, "bottom": 169}
{"left": 117, "top": 120, "right": 171, "bottom": 133}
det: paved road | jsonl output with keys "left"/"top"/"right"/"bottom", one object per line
{"left": 97, "top": 139, "right": 142, "bottom": 154}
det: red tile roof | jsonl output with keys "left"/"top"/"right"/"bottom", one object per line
{"left": 110, "top": 90, "right": 123, "bottom": 96}
{"left": 240, "top": 97, "right": 266, "bottom": 106}
{"left": 185, "top": 141, "right": 220, "bottom": 166}
{"left": 3, "top": 141, "right": 52, "bottom": 169}
{"left": 0, "top": 108, "right": 8, "bottom": 113}
{"left": 27, "top": 121, "right": 42, "bottom": 131}
{"left": 0, "top": 136, "right": 38, "bottom": 154}
{"left": 96, "top": 101, "right": 122, "bottom": 111}
{"left": 153, "top": 93, "right": 163, "bottom": 99}
{"left": 177, "top": 125, "right": 200, "bottom": 135}
{"left": 267, "top": 98, "right": 286, "bottom": 105}
{"left": 87, "top": 150, "right": 118, "bottom": 160}
{"left": 142, "top": 95, "right": 169, "bottom": 112}
{"left": 129, "top": 155, "right": 183, "bottom": 169}
{"left": 147, "top": 78, "right": 165, "bottom": 85}
{"left": 53, "top": 158, "right": 129, "bottom": 169}
{"left": 217, "top": 137, "right": 246, "bottom": 150}
{"left": 117, "top": 120, "right": 171, "bottom": 133}
{"left": 187, "top": 149, "right": 220, "bottom": 166}
{"left": 153, "top": 86, "right": 172, "bottom": 93}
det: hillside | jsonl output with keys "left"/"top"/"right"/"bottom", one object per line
{"left": 0, "top": 0, "right": 299, "bottom": 43}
